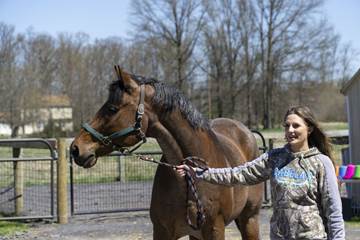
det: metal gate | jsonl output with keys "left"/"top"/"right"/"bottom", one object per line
{"left": 69, "top": 150, "right": 162, "bottom": 215}
{"left": 251, "top": 130, "right": 271, "bottom": 205}
{"left": 0, "top": 139, "right": 57, "bottom": 220}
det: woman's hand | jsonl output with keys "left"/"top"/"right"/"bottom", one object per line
{"left": 175, "top": 164, "right": 193, "bottom": 177}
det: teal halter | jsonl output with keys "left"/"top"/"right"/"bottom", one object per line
{"left": 82, "top": 85, "right": 147, "bottom": 153}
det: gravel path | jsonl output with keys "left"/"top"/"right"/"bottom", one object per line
{"left": 2, "top": 208, "right": 360, "bottom": 240}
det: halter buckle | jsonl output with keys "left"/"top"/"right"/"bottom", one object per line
{"left": 137, "top": 103, "right": 145, "bottom": 115}
{"left": 102, "top": 137, "right": 112, "bottom": 146}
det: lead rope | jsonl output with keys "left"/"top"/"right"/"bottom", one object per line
{"left": 138, "top": 155, "right": 208, "bottom": 230}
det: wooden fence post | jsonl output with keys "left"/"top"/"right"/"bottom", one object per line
{"left": 269, "top": 138, "right": 274, "bottom": 151}
{"left": 57, "top": 138, "right": 68, "bottom": 224}
{"left": 117, "top": 155, "right": 126, "bottom": 183}
{"left": 13, "top": 147, "right": 23, "bottom": 216}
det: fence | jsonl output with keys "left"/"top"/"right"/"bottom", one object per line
{"left": 70, "top": 151, "right": 161, "bottom": 215}
{"left": 0, "top": 139, "right": 57, "bottom": 220}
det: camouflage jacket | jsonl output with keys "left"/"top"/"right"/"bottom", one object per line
{"left": 196, "top": 146, "right": 345, "bottom": 240}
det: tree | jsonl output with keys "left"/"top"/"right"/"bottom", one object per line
{"left": 255, "top": 0, "right": 325, "bottom": 128}
{"left": 131, "top": 0, "right": 205, "bottom": 92}
{"left": 0, "top": 22, "right": 25, "bottom": 136}
{"left": 202, "top": 0, "right": 246, "bottom": 118}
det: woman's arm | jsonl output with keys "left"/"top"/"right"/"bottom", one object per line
{"left": 318, "top": 155, "right": 345, "bottom": 240}
{"left": 193, "top": 152, "right": 272, "bottom": 186}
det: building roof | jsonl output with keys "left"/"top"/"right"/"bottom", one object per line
{"left": 41, "top": 95, "right": 71, "bottom": 107}
{"left": 341, "top": 68, "right": 360, "bottom": 94}
{"left": 0, "top": 112, "right": 9, "bottom": 122}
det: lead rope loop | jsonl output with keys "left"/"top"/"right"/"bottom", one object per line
{"left": 138, "top": 155, "right": 207, "bottom": 230}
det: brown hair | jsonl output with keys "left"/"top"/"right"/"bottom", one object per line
{"left": 284, "top": 106, "right": 335, "bottom": 166}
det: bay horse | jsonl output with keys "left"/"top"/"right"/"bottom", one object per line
{"left": 71, "top": 66, "right": 263, "bottom": 240}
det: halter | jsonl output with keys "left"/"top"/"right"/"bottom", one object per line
{"left": 82, "top": 84, "right": 147, "bottom": 153}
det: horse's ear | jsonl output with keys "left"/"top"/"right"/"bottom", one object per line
{"left": 113, "top": 65, "right": 137, "bottom": 90}
{"left": 114, "top": 65, "right": 125, "bottom": 89}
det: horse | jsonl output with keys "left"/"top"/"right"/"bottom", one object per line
{"left": 71, "top": 66, "right": 263, "bottom": 240}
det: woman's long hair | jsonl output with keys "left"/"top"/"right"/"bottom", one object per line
{"left": 284, "top": 106, "right": 335, "bottom": 166}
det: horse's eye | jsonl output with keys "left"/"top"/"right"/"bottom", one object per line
{"left": 108, "top": 105, "right": 119, "bottom": 113}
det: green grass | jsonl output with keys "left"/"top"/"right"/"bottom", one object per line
{"left": 255, "top": 121, "right": 348, "bottom": 133}
{"left": 0, "top": 158, "right": 53, "bottom": 188}
{"left": 0, "top": 140, "right": 162, "bottom": 188}
{"left": 345, "top": 217, "right": 360, "bottom": 227}
{"left": 72, "top": 146, "right": 161, "bottom": 184}
{"left": 0, "top": 221, "right": 27, "bottom": 236}
{"left": 258, "top": 127, "right": 283, "bottom": 133}
{"left": 347, "top": 217, "right": 360, "bottom": 224}
{"left": 320, "top": 122, "right": 349, "bottom": 130}
{"left": 136, "top": 138, "right": 162, "bottom": 152}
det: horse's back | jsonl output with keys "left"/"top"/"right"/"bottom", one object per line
{"left": 210, "top": 118, "right": 258, "bottom": 165}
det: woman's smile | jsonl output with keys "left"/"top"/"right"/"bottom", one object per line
{"left": 284, "top": 114, "right": 311, "bottom": 152}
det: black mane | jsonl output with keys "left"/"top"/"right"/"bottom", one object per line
{"left": 108, "top": 74, "right": 209, "bottom": 130}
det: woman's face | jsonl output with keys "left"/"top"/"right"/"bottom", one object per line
{"left": 284, "top": 114, "right": 311, "bottom": 152}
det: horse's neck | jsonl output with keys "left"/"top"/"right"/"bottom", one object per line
{"left": 148, "top": 111, "right": 215, "bottom": 165}
{"left": 148, "top": 121, "right": 184, "bottom": 164}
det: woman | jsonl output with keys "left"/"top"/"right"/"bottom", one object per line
{"left": 176, "top": 106, "right": 345, "bottom": 240}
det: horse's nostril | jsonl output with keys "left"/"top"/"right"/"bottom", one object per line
{"left": 71, "top": 144, "right": 79, "bottom": 159}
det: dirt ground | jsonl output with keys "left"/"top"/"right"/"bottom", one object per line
{"left": 2, "top": 208, "right": 360, "bottom": 240}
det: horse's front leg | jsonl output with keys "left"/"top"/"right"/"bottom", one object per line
{"left": 189, "top": 236, "right": 202, "bottom": 240}
{"left": 201, "top": 215, "right": 225, "bottom": 240}
{"left": 153, "top": 222, "right": 177, "bottom": 240}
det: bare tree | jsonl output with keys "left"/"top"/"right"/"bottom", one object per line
{"left": 202, "top": 0, "right": 244, "bottom": 117}
{"left": 23, "top": 32, "right": 57, "bottom": 93}
{"left": 237, "top": 0, "right": 260, "bottom": 127}
{"left": 255, "top": 0, "right": 325, "bottom": 128}
{"left": 202, "top": 21, "right": 226, "bottom": 117}
{"left": 201, "top": 0, "right": 261, "bottom": 122}
{"left": 0, "top": 22, "right": 25, "bottom": 136}
{"left": 131, "top": 0, "right": 205, "bottom": 92}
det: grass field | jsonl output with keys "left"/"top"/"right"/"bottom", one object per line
{"left": 258, "top": 121, "right": 348, "bottom": 133}
{"left": 0, "top": 221, "right": 27, "bottom": 236}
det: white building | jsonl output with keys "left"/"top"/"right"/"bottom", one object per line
{"left": 341, "top": 67, "right": 360, "bottom": 214}
{"left": 341, "top": 68, "right": 360, "bottom": 165}
{"left": 0, "top": 95, "right": 73, "bottom": 136}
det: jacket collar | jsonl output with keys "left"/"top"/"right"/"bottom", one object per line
{"left": 284, "top": 144, "right": 320, "bottom": 159}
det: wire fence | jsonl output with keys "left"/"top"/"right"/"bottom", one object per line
{"left": 0, "top": 140, "right": 56, "bottom": 220}
{"left": 70, "top": 151, "right": 161, "bottom": 215}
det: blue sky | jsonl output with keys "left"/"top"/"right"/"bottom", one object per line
{"left": 0, "top": 0, "right": 132, "bottom": 40}
{"left": 1, "top": 0, "right": 359, "bottom": 73}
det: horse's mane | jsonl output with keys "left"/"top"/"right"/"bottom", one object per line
{"left": 108, "top": 74, "right": 210, "bottom": 130}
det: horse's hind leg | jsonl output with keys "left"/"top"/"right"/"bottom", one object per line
{"left": 235, "top": 209, "right": 260, "bottom": 240}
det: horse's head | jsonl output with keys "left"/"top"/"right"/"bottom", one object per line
{"left": 71, "top": 66, "right": 153, "bottom": 168}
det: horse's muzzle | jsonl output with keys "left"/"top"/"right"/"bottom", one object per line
{"left": 70, "top": 142, "right": 97, "bottom": 168}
